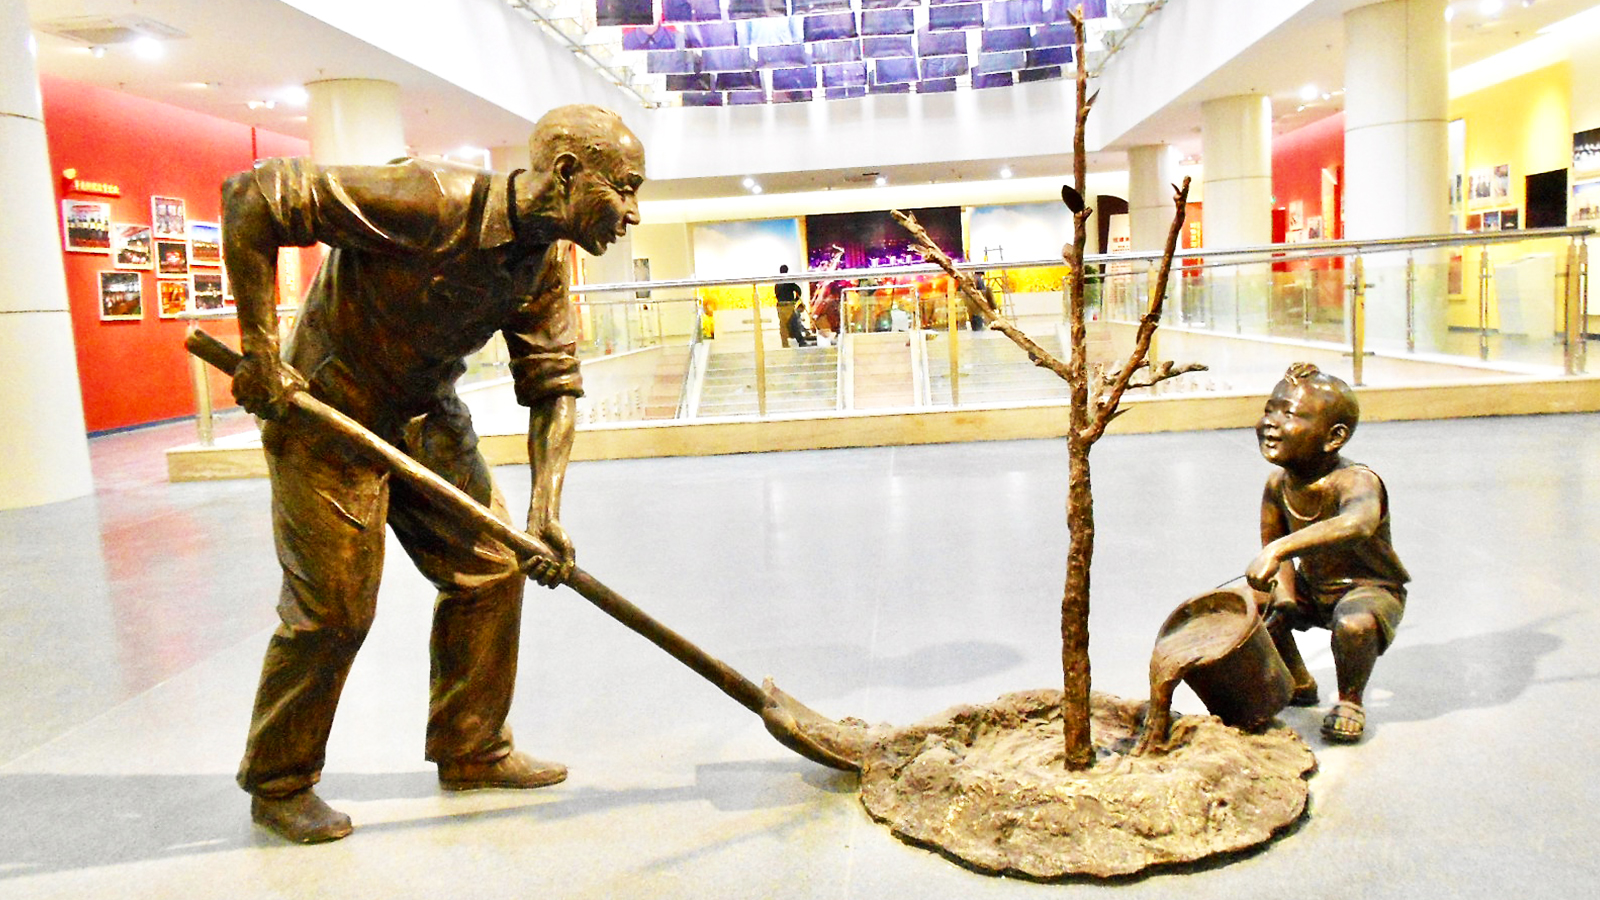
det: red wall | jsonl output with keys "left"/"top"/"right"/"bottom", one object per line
{"left": 1272, "top": 111, "right": 1345, "bottom": 241}
{"left": 41, "top": 76, "right": 311, "bottom": 432}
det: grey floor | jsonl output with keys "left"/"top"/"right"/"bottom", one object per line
{"left": 3, "top": 410, "right": 1598, "bottom": 898}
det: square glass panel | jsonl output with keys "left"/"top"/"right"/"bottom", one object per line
{"left": 727, "top": 0, "right": 789, "bottom": 19}
{"left": 662, "top": 0, "right": 723, "bottom": 22}
{"left": 715, "top": 70, "right": 763, "bottom": 89}
{"left": 916, "top": 30, "right": 968, "bottom": 56}
{"left": 824, "top": 85, "right": 867, "bottom": 100}
{"left": 701, "top": 47, "right": 755, "bottom": 70}
{"left": 739, "top": 17, "right": 803, "bottom": 44}
{"left": 861, "top": 8, "right": 915, "bottom": 35}
{"left": 863, "top": 36, "right": 914, "bottom": 58}
{"left": 772, "top": 66, "right": 820, "bottom": 89}
{"left": 772, "top": 89, "right": 815, "bottom": 102}
{"left": 804, "top": 11, "right": 859, "bottom": 41}
{"left": 810, "top": 38, "right": 862, "bottom": 63}
{"left": 917, "top": 77, "right": 958, "bottom": 93}
{"left": 596, "top": 0, "right": 654, "bottom": 27}
{"left": 869, "top": 81, "right": 911, "bottom": 93}
{"left": 981, "top": 27, "right": 1031, "bottom": 52}
{"left": 873, "top": 57, "right": 917, "bottom": 83}
{"left": 682, "top": 91, "right": 724, "bottom": 105}
{"left": 1025, "top": 46, "right": 1072, "bottom": 68}
{"left": 975, "top": 50, "right": 1025, "bottom": 73}
{"left": 821, "top": 61, "right": 868, "bottom": 86}
{"left": 920, "top": 55, "right": 968, "bottom": 79}
{"left": 623, "top": 26, "right": 681, "bottom": 51}
{"left": 647, "top": 50, "right": 700, "bottom": 74}
{"left": 1018, "top": 65, "right": 1061, "bottom": 82}
{"left": 728, "top": 89, "right": 768, "bottom": 104}
{"left": 972, "top": 71, "right": 1015, "bottom": 89}
{"left": 1032, "top": 23, "right": 1073, "bottom": 48}
{"left": 666, "top": 72, "right": 716, "bottom": 91}
{"left": 756, "top": 44, "right": 811, "bottom": 67}
{"left": 684, "top": 22, "right": 739, "bottom": 48}
{"left": 927, "top": 4, "right": 983, "bottom": 30}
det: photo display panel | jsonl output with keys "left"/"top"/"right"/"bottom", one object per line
{"left": 611, "top": 0, "right": 1117, "bottom": 106}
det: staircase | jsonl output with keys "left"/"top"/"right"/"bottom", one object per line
{"left": 925, "top": 330, "right": 1071, "bottom": 406}
{"left": 695, "top": 343, "right": 839, "bottom": 417}
{"left": 851, "top": 332, "right": 917, "bottom": 409}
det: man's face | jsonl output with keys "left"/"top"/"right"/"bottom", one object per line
{"left": 1256, "top": 381, "right": 1340, "bottom": 468}
{"left": 566, "top": 134, "right": 645, "bottom": 257}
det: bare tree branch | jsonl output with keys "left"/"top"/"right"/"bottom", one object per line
{"left": 1080, "top": 177, "right": 1194, "bottom": 445}
{"left": 890, "top": 210, "right": 1074, "bottom": 383}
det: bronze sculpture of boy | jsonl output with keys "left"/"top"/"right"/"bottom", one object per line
{"left": 222, "top": 104, "right": 645, "bottom": 843}
{"left": 1246, "top": 363, "right": 1410, "bottom": 744}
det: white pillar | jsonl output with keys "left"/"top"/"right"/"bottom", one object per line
{"left": 1201, "top": 94, "right": 1273, "bottom": 332}
{"left": 1344, "top": 0, "right": 1450, "bottom": 350}
{"left": 305, "top": 79, "right": 406, "bottom": 165}
{"left": 0, "top": 2, "right": 94, "bottom": 509}
{"left": 1128, "top": 144, "right": 1181, "bottom": 252}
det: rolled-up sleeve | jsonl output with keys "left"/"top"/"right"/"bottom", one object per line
{"left": 250, "top": 157, "right": 465, "bottom": 254}
{"left": 504, "top": 243, "right": 583, "bottom": 405}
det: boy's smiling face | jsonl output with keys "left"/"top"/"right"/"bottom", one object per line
{"left": 1256, "top": 380, "right": 1345, "bottom": 470}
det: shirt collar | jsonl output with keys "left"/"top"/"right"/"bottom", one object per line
{"left": 479, "top": 168, "right": 521, "bottom": 250}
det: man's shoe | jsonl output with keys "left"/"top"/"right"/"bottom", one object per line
{"left": 438, "top": 750, "right": 568, "bottom": 791}
{"left": 251, "top": 789, "right": 353, "bottom": 844}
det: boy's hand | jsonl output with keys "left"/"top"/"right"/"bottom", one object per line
{"left": 1246, "top": 548, "right": 1281, "bottom": 592}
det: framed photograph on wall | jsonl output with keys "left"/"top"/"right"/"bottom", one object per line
{"left": 1493, "top": 164, "right": 1511, "bottom": 200}
{"left": 156, "top": 240, "right": 189, "bottom": 277}
{"left": 157, "top": 279, "right": 190, "bottom": 319}
{"left": 191, "top": 271, "right": 225, "bottom": 311}
{"left": 98, "top": 270, "right": 143, "bottom": 320}
{"left": 110, "top": 223, "right": 153, "bottom": 268}
{"left": 62, "top": 200, "right": 112, "bottom": 253}
{"left": 1500, "top": 208, "right": 1519, "bottom": 230}
{"left": 1482, "top": 210, "right": 1501, "bottom": 231}
{"left": 1574, "top": 126, "right": 1600, "bottom": 176}
{"left": 152, "top": 195, "right": 187, "bottom": 239}
{"left": 189, "top": 221, "right": 222, "bottom": 265}
{"left": 1572, "top": 178, "right": 1600, "bottom": 224}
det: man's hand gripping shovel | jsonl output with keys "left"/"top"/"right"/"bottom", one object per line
{"left": 188, "top": 329, "right": 870, "bottom": 772}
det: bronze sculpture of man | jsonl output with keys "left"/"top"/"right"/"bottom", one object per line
{"left": 222, "top": 104, "right": 645, "bottom": 843}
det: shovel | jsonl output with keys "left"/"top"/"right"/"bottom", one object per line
{"left": 186, "top": 329, "right": 868, "bottom": 772}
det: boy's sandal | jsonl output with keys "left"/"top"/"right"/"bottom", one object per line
{"left": 1288, "top": 682, "right": 1319, "bottom": 707}
{"left": 1321, "top": 701, "right": 1366, "bottom": 743}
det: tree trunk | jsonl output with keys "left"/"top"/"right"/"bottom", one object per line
{"left": 1061, "top": 432, "right": 1095, "bottom": 769}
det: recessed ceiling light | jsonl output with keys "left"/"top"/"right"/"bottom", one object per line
{"left": 277, "top": 85, "right": 309, "bottom": 106}
{"left": 874, "top": 175, "right": 887, "bottom": 186}
{"left": 741, "top": 176, "right": 755, "bottom": 188}
{"left": 999, "top": 166, "right": 1014, "bottom": 179}
{"left": 131, "top": 36, "right": 164, "bottom": 60}
{"left": 1299, "top": 83, "right": 1319, "bottom": 102}
{"left": 751, "top": 184, "right": 763, "bottom": 194}
{"left": 1479, "top": 0, "right": 1503, "bottom": 15}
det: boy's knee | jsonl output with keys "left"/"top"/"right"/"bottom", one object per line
{"left": 1331, "top": 611, "right": 1379, "bottom": 644}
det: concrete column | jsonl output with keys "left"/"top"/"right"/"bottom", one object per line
{"left": 1201, "top": 94, "right": 1273, "bottom": 331}
{"left": 1128, "top": 144, "right": 1181, "bottom": 252}
{"left": 306, "top": 79, "right": 406, "bottom": 165}
{"left": 0, "top": 2, "right": 94, "bottom": 509}
{"left": 1344, "top": 0, "right": 1450, "bottom": 350}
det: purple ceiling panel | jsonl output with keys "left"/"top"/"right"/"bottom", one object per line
{"left": 596, "top": 0, "right": 654, "bottom": 27}
{"left": 916, "top": 29, "right": 968, "bottom": 56}
{"left": 809, "top": 38, "right": 862, "bottom": 63}
{"left": 972, "top": 71, "right": 1015, "bottom": 89}
{"left": 1026, "top": 45, "right": 1072, "bottom": 68}
{"left": 682, "top": 91, "right": 724, "bottom": 105}
{"left": 756, "top": 43, "right": 811, "bottom": 67}
{"left": 647, "top": 50, "right": 700, "bottom": 74}
{"left": 772, "top": 66, "right": 820, "bottom": 89}
{"left": 873, "top": 57, "right": 917, "bottom": 83}
{"left": 861, "top": 8, "right": 915, "bottom": 35}
{"left": 772, "top": 89, "right": 815, "bottom": 102}
{"left": 623, "top": 25, "right": 681, "bottom": 51}
{"left": 917, "top": 77, "right": 959, "bottom": 93}
{"left": 804, "top": 11, "right": 859, "bottom": 41}
{"left": 863, "top": 35, "right": 914, "bottom": 58}
{"left": 684, "top": 21, "right": 739, "bottom": 48}
{"left": 662, "top": 0, "right": 722, "bottom": 23}
{"left": 821, "top": 61, "right": 869, "bottom": 86}
{"left": 701, "top": 46, "right": 755, "bottom": 70}
{"left": 727, "top": 0, "right": 789, "bottom": 19}
{"left": 920, "top": 55, "right": 968, "bottom": 79}
{"left": 824, "top": 85, "right": 867, "bottom": 100}
{"left": 666, "top": 72, "right": 716, "bottom": 91}
{"left": 927, "top": 4, "right": 983, "bottom": 30}
{"left": 1018, "top": 65, "right": 1061, "bottom": 82}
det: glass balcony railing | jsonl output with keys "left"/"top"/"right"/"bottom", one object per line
{"left": 183, "top": 226, "right": 1591, "bottom": 444}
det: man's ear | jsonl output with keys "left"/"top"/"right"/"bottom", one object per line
{"left": 1324, "top": 422, "right": 1351, "bottom": 453}
{"left": 553, "top": 152, "right": 580, "bottom": 188}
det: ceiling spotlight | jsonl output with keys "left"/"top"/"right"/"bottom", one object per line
{"left": 278, "top": 85, "right": 309, "bottom": 106}
{"left": 131, "top": 37, "right": 164, "bottom": 61}
{"left": 999, "top": 166, "right": 1014, "bottom": 179}
{"left": 1298, "top": 83, "right": 1319, "bottom": 102}
{"left": 741, "top": 176, "right": 755, "bottom": 188}
{"left": 751, "top": 184, "right": 763, "bottom": 194}
{"left": 1479, "top": 0, "right": 1503, "bottom": 14}
{"left": 88, "top": 45, "right": 106, "bottom": 58}
{"left": 874, "top": 175, "right": 887, "bottom": 187}
{"left": 1445, "top": 4, "right": 1456, "bottom": 22}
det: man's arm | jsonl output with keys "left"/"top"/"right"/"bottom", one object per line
{"left": 221, "top": 168, "right": 303, "bottom": 419}
{"left": 1247, "top": 469, "right": 1384, "bottom": 590}
{"left": 525, "top": 394, "right": 576, "bottom": 587}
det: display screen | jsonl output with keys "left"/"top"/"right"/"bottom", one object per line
{"left": 613, "top": 0, "right": 1116, "bottom": 106}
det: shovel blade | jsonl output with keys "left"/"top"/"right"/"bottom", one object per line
{"left": 758, "top": 678, "right": 874, "bottom": 772}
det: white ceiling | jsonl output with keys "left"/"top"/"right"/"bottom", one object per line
{"left": 25, "top": 0, "right": 1600, "bottom": 202}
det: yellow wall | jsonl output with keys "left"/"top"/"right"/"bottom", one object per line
{"left": 1447, "top": 62, "right": 1573, "bottom": 330}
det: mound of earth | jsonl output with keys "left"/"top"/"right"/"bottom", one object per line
{"left": 858, "top": 689, "right": 1316, "bottom": 879}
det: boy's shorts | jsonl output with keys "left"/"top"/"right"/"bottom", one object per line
{"left": 1282, "top": 578, "right": 1406, "bottom": 653}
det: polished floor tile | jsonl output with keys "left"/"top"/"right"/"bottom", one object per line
{"left": 3, "top": 411, "right": 1598, "bottom": 897}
